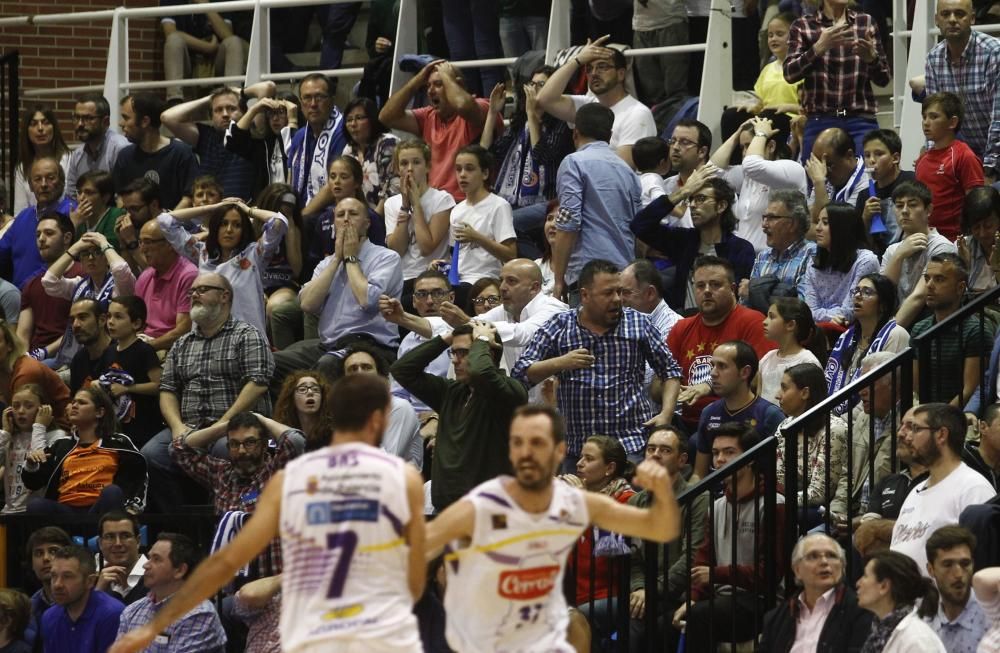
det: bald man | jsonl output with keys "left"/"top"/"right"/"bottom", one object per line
{"left": 806, "top": 126, "right": 869, "bottom": 222}
{"left": 134, "top": 219, "right": 198, "bottom": 351}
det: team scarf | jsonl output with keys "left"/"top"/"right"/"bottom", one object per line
{"left": 495, "top": 123, "right": 543, "bottom": 208}
{"left": 289, "top": 108, "right": 345, "bottom": 206}
{"left": 825, "top": 318, "right": 899, "bottom": 413}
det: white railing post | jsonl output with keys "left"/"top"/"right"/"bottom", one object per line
{"left": 900, "top": 0, "right": 935, "bottom": 168}
{"left": 104, "top": 7, "right": 128, "bottom": 128}
{"left": 245, "top": 0, "right": 267, "bottom": 85}
{"left": 698, "top": 0, "right": 732, "bottom": 147}
{"left": 389, "top": 0, "right": 419, "bottom": 96}
{"left": 547, "top": 0, "right": 572, "bottom": 65}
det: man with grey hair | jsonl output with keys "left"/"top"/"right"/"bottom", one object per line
{"left": 65, "top": 94, "right": 129, "bottom": 198}
{"left": 760, "top": 533, "right": 872, "bottom": 651}
{"left": 740, "top": 189, "right": 816, "bottom": 312}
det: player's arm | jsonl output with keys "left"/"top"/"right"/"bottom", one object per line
{"left": 425, "top": 498, "right": 475, "bottom": 560}
{"left": 584, "top": 461, "right": 679, "bottom": 543}
{"left": 404, "top": 465, "right": 427, "bottom": 601}
{"left": 109, "top": 471, "right": 284, "bottom": 653}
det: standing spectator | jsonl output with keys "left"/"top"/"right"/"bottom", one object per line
{"left": 72, "top": 171, "right": 124, "bottom": 250}
{"left": 551, "top": 104, "right": 641, "bottom": 301}
{"left": 65, "top": 94, "right": 129, "bottom": 199}
{"left": 511, "top": 259, "right": 682, "bottom": 467}
{"left": 855, "top": 129, "right": 914, "bottom": 248}
{"left": 160, "top": 0, "right": 247, "bottom": 104}
{"left": 621, "top": 258, "right": 682, "bottom": 341}
{"left": 751, "top": 13, "right": 802, "bottom": 117}
{"left": 922, "top": 526, "right": 989, "bottom": 651}
{"left": 42, "top": 546, "right": 124, "bottom": 653}
{"left": 13, "top": 107, "right": 70, "bottom": 215}
{"left": 499, "top": 0, "right": 550, "bottom": 58}
{"left": 24, "top": 527, "right": 72, "bottom": 652}
{"left": 0, "top": 322, "right": 70, "bottom": 420}
{"left": 632, "top": 0, "right": 688, "bottom": 127}
{"left": 95, "top": 511, "right": 148, "bottom": 606}
{"left": 341, "top": 97, "right": 399, "bottom": 214}
{"left": 856, "top": 551, "right": 946, "bottom": 652}
{"left": 783, "top": 0, "right": 890, "bottom": 162}
{"left": 440, "top": 0, "right": 504, "bottom": 96}
{"left": 133, "top": 218, "right": 197, "bottom": 352}
{"left": 806, "top": 127, "right": 871, "bottom": 223}
{"left": 759, "top": 299, "right": 823, "bottom": 406}
{"left": 660, "top": 120, "right": 712, "bottom": 228}
{"left": 0, "top": 384, "right": 68, "bottom": 514}
{"left": 16, "top": 213, "right": 74, "bottom": 365}
{"left": 288, "top": 74, "right": 346, "bottom": 209}
{"left": 958, "top": 186, "right": 1000, "bottom": 294}
{"left": 0, "top": 589, "right": 31, "bottom": 653}
{"left": 272, "top": 372, "right": 334, "bottom": 453}
{"left": 742, "top": 189, "right": 816, "bottom": 309}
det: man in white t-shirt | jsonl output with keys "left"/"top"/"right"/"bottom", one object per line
{"left": 891, "top": 403, "right": 997, "bottom": 575}
{"left": 535, "top": 36, "right": 656, "bottom": 168}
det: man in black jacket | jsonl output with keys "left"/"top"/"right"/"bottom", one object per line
{"left": 760, "top": 533, "right": 872, "bottom": 652}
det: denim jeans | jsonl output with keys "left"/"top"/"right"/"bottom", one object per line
{"left": 440, "top": 0, "right": 505, "bottom": 97}
{"left": 318, "top": 2, "right": 362, "bottom": 71}
{"left": 801, "top": 114, "right": 880, "bottom": 164}
{"left": 499, "top": 15, "right": 549, "bottom": 59}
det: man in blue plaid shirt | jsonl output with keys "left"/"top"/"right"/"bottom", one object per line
{"left": 512, "top": 259, "right": 682, "bottom": 471}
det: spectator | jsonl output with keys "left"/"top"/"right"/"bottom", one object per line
{"left": 973, "top": 567, "right": 1000, "bottom": 652}
{"left": 113, "top": 94, "right": 198, "bottom": 210}
{"left": 391, "top": 321, "right": 527, "bottom": 511}
{"left": 160, "top": 0, "right": 247, "bottom": 104}
{"left": 231, "top": 575, "right": 280, "bottom": 653}
{"left": 751, "top": 13, "right": 802, "bottom": 117}
{"left": 805, "top": 201, "right": 880, "bottom": 326}
{"left": 882, "top": 180, "right": 957, "bottom": 306}
{"left": 498, "top": 0, "right": 549, "bottom": 58}
{"left": 251, "top": 184, "right": 302, "bottom": 346}
{"left": 673, "top": 423, "right": 786, "bottom": 650}
{"left": 380, "top": 60, "right": 497, "bottom": 201}
{"left": 24, "top": 527, "right": 72, "bottom": 652}
{"left": 760, "top": 533, "right": 872, "bottom": 652}
{"left": 551, "top": 103, "right": 641, "bottom": 301}
{"left": 631, "top": 175, "right": 756, "bottom": 310}
{"left": 783, "top": 0, "right": 890, "bottom": 162}
{"left": 632, "top": 0, "right": 689, "bottom": 128}
{"left": 856, "top": 551, "right": 945, "bottom": 652}
{"left": 466, "top": 277, "right": 502, "bottom": 317}
{"left": 668, "top": 255, "right": 775, "bottom": 433}
{"left": 224, "top": 87, "right": 298, "bottom": 199}
{"left": 855, "top": 129, "right": 913, "bottom": 248}
{"left": 94, "top": 511, "right": 147, "bottom": 606}
{"left": 158, "top": 198, "right": 287, "bottom": 339}
{"left": 72, "top": 171, "right": 124, "bottom": 250}
{"left": 536, "top": 38, "right": 656, "bottom": 167}
{"left": 115, "top": 178, "right": 163, "bottom": 272}
{"left": 924, "top": 0, "right": 1000, "bottom": 175}
{"left": 915, "top": 92, "right": 985, "bottom": 241}
{"left": 891, "top": 403, "right": 997, "bottom": 573}
{"left": 0, "top": 589, "right": 31, "bottom": 653}
{"left": 958, "top": 186, "right": 1000, "bottom": 294}
{"left": 341, "top": 97, "right": 400, "bottom": 213}
{"left": 13, "top": 107, "right": 70, "bottom": 215}
{"left": 742, "top": 189, "right": 816, "bottom": 311}
{"left": 133, "top": 217, "right": 197, "bottom": 352}
{"left": 806, "top": 128, "right": 872, "bottom": 224}
{"left": 691, "top": 341, "right": 785, "bottom": 478}
{"left": 533, "top": 202, "right": 558, "bottom": 296}
{"left": 66, "top": 299, "right": 110, "bottom": 395}
{"left": 143, "top": 272, "right": 274, "bottom": 511}
{"left": 288, "top": 74, "right": 346, "bottom": 208}
{"left": 826, "top": 273, "right": 909, "bottom": 403}
{"left": 0, "top": 158, "right": 75, "bottom": 290}
{"left": 42, "top": 545, "right": 124, "bottom": 653}
{"left": 512, "top": 259, "right": 682, "bottom": 467}
{"left": 272, "top": 371, "right": 334, "bottom": 453}
{"left": 0, "top": 321, "right": 70, "bottom": 420}
{"left": 911, "top": 254, "right": 994, "bottom": 406}
{"left": 661, "top": 120, "right": 713, "bottom": 228}
{"left": 0, "top": 277, "right": 18, "bottom": 327}
{"left": 440, "top": 0, "right": 504, "bottom": 96}
{"left": 633, "top": 136, "right": 670, "bottom": 209}
{"left": 621, "top": 258, "right": 682, "bottom": 343}
{"left": 64, "top": 100, "right": 129, "bottom": 201}
{"left": 0, "top": 384, "right": 67, "bottom": 514}
{"left": 760, "top": 298, "right": 824, "bottom": 406}
{"left": 116, "top": 533, "right": 226, "bottom": 652}
{"left": 857, "top": 406, "right": 929, "bottom": 524}
{"left": 922, "top": 526, "right": 988, "bottom": 651}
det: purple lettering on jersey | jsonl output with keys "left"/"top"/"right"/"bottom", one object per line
{"left": 325, "top": 531, "right": 359, "bottom": 599}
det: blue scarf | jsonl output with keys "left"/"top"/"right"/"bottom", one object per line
{"left": 289, "top": 109, "right": 346, "bottom": 207}
{"left": 825, "top": 319, "right": 900, "bottom": 413}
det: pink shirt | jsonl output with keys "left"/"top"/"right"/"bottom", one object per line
{"left": 134, "top": 255, "right": 198, "bottom": 338}
{"left": 412, "top": 98, "right": 499, "bottom": 201}
{"left": 791, "top": 587, "right": 837, "bottom": 653}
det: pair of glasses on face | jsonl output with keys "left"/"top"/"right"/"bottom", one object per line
{"left": 471, "top": 295, "right": 501, "bottom": 306}
{"left": 295, "top": 384, "right": 322, "bottom": 395}
{"left": 850, "top": 287, "right": 878, "bottom": 298}
{"left": 413, "top": 289, "right": 449, "bottom": 300}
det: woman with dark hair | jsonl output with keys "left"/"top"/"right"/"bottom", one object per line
{"left": 253, "top": 183, "right": 304, "bottom": 345}
{"left": 958, "top": 185, "right": 1000, "bottom": 293}
{"left": 759, "top": 297, "right": 825, "bottom": 406}
{"left": 273, "top": 371, "right": 335, "bottom": 453}
{"left": 22, "top": 387, "right": 147, "bottom": 515}
{"left": 158, "top": 198, "right": 288, "bottom": 338}
{"left": 466, "top": 277, "right": 501, "bottom": 316}
{"left": 342, "top": 97, "right": 400, "bottom": 214}
{"left": 803, "top": 201, "right": 879, "bottom": 325}
{"left": 856, "top": 551, "right": 945, "bottom": 652}
{"left": 825, "top": 273, "right": 910, "bottom": 406}
{"left": 14, "top": 105, "right": 70, "bottom": 214}
{"left": 535, "top": 200, "right": 558, "bottom": 295}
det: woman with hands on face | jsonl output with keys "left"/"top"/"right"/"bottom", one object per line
{"left": 43, "top": 230, "right": 136, "bottom": 309}
{"left": 0, "top": 384, "right": 68, "bottom": 514}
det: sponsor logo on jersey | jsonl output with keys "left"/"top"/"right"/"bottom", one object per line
{"left": 492, "top": 514, "right": 507, "bottom": 530}
{"left": 321, "top": 603, "right": 364, "bottom": 621}
{"left": 498, "top": 566, "right": 560, "bottom": 600}
{"left": 307, "top": 498, "right": 380, "bottom": 524}
{"left": 306, "top": 476, "right": 318, "bottom": 495}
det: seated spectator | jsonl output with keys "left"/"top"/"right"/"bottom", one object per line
{"left": 224, "top": 85, "right": 298, "bottom": 198}
{"left": 915, "top": 92, "right": 985, "bottom": 241}
{"left": 881, "top": 180, "right": 956, "bottom": 305}
{"left": 631, "top": 176, "right": 756, "bottom": 311}
{"left": 891, "top": 404, "right": 996, "bottom": 573}
{"left": 0, "top": 321, "right": 70, "bottom": 419}
{"left": 117, "top": 533, "right": 226, "bottom": 652}
{"left": 101, "top": 297, "right": 164, "bottom": 448}
{"left": 973, "top": 567, "right": 1000, "bottom": 652}
{"left": 856, "top": 551, "right": 945, "bottom": 652}
{"left": 71, "top": 171, "right": 123, "bottom": 249}
{"left": 760, "top": 534, "right": 872, "bottom": 652}
{"left": 272, "top": 371, "right": 334, "bottom": 453}
{"left": 855, "top": 129, "right": 914, "bottom": 248}
{"left": 24, "top": 387, "right": 147, "bottom": 515}
{"left": 133, "top": 218, "right": 197, "bottom": 352}
{"left": 741, "top": 189, "right": 816, "bottom": 311}
{"left": 65, "top": 94, "right": 130, "bottom": 199}
{"left": 967, "top": 403, "right": 1000, "bottom": 492}
{"left": 251, "top": 184, "right": 302, "bottom": 347}
{"left": 711, "top": 114, "right": 808, "bottom": 252}
{"left": 341, "top": 97, "right": 399, "bottom": 214}
{"left": 94, "top": 511, "right": 148, "bottom": 606}
{"left": 0, "top": 588, "right": 32, "bottom": 653}
{"left": 957, "top": 185, "right": 1000, "bottom": 294}
{"left": 288, "top": 74, "right": 346, "bottom": 209}
{"left": 113, "top": 94, "right": 198, "bottom": 210}
{"left": 632, "top": 136, "right": 670, "bottom": 209}
{"left": 0, "top": 158, "right": 75, "bottom": 289}
{"left": 0, "top": 384, "right": 68, "bottom": 513}
{"left": 672, "top": 423, "right": 786, "bottom": 649}
{"left": 231, "top": 575, "right": 281, "bottom": 653}
{"left": 806, "top": 128, "right": 871, "bottom": 224}
{"left": 804, "top": 202, "right": 880, "bottom": 326}
{"left": 42, "top": 545, "right": 124, "bottom": 653}
{"left": 826, "top": 273, "right": 910, "bottom": 405}
{"left": 159, "top": 198, "right": 287, "bottom": 338}
{"left": 760, "top": 298, "right": 824, "bottom": 406}
{"left": 921, "top": 526, "right": 988, "bottom": 651}
{"left": 13, "top": 106, "right": 70, "bottom": 215}
{"left": 466, "top": 277, "right": 501, "bottom": 317}
{"left": 0, "top": 278, "right": 18, "bottom": 326}
{"left": 66, "top": 299, "right": 110, "bottom": 395}
{"left": 24, "top": 526, "right": 72, "bottom": 651}
{"left": 855, "top": 405, "right": 929, "bottom": 524}
{"left": 160, "top": 1, "right": 247, "bottom": 105}
{"left": 115, "top": 178, "right": 163, "bottom": 272}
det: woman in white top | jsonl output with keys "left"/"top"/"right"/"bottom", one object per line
{"left": 534, "top": 200, "right": 558, "bottom": 296}
{"left": 758, "top": 297, "right": 824, "bottom": 405}
{"left": 15, "top": 106, "right": 71, "bottom": 214}
{"left": 158, "top": 198, "right": 288, "bottom": 339}
{"left": 856, "top": 551, "right": 946, "bottom": 653}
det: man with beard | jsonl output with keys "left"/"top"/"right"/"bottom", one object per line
{"left": 65, "top": 94, "right": 129, "bottom": 199}
{"left": 659, "top": 120, "right": 713, "bottom": 228}
{"left": 141, "top": 272, "right": 274, "bottom": 512}
{"left": 25, "top": 526, "right": 72, "bottom": 651}
{"left": 512, "top": 259, "right": 682, "bottom": 472}
{"left": 922, "top": 526, "right": 989, "bottom": 650}
{"left": 425, "top": 404, "right": 679, "bottom": 653}
{"left": 67, "top": 298, "right": 111, "bottom": 394}
{"left": 17, "top": 214, "right": 76, "bottom": 364}
{"left": 890, "top": 403, "right": 996, "bottom": 574}
{"left": 110, "top": 375, "right": 427, "bottom": 653}
{"left": 95, "top": 511, "right": 148, "bottom": 606}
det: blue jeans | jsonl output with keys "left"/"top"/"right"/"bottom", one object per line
{"left": 318, "top": 2, "right": 362, "bottom": 71}
{"left": 27, "top": 484, "right": 125, "bottom": 514}
{"left": 801, "top": 114, "right": 880, "bottom": 164}
{"left": 499, "top": 15, "right": 549, "bottom": 58}
{"left": 440, "top": 0, "right": 505, "bottom": 97}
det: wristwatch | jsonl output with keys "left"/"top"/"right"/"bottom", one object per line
{"left": 344, "top": 255, "right": 360, "bottom": 265}
{"left": 476, "top": 335, "right": 491, "bottom": 343}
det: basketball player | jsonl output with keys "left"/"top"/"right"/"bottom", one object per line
{"left": 427, "top": 404, "right": 680, "bottom": 652}
{"left": 109, "top": 375, "right": 426, "bottom": 653}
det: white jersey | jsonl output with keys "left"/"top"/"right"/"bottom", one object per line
{"left": 279, "top": 442, "right": 420, "bottom": 652}
{"left": 444, "top": 477, "right": 590, "bottom": 653}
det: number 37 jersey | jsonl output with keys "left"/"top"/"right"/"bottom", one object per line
{"left": 279, "top": 442, "right": 419, "bottom": 652}
{"left": 444, "top": 477, "right": 590, "bottom": 653}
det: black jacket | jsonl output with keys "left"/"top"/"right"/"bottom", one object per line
{"left": 21, "top": 433, "right": 148, "bottom": 513}
{"left": 760, "top": 585, "right": 872, "bottom": 653}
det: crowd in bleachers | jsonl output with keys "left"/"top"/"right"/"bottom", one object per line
{"left": 5, "top": 0, "right": 1000, "bottom": 650}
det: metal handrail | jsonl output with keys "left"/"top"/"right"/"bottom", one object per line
{"left": 909, "top": 282, "right": 1000, "bottom": 346}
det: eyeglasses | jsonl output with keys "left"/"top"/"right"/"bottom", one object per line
{"left": 138, "top": 237, "right": 166, "bottom": 247}
{"left": 689, "top": 194, "right": 715, "bottom": 205}
{"left": 301, "top": 93, "right": 330, "bottom": 105}
{"left": 802, "top": 550, "right": 841, "bottom": 563}
{"left": 413, "top": 289, "right": 449, "bottom": 300}
{"left": 72, "top": 114, "right": 100, "bottom": 124}
{"left": 471, "top": 295, "right": 501, "bottom": 306}
{"left": 586, "top": 62, "right": 616, "bottom": 74}
{"left": 295, "top": 384, "right": 322, "bottom": 395}
{"left": 850, "top": 287, "right": 878, "bottom": 298}
{"left": 761, "top": 213, "right": 793, "bottom": 223}
{"left": 667, "top": 137, "right": 698, "bottom": 150}
{"left": 79, "top": 248, "right": 104, "bottom": 260}
{"left": 30, "top": 174, "right": 59, "bottom": 185}
{"left": 187, "top": 285, "right": 226, "bottom": 298}
{"left": 449, "top": 348, "right": 470, "bottom": 359}
{"left": 100, "top": 532, "right": 136, "bottom": 543}
{"left": 910, "top": 425, "right": 935, "bottom": 434}
{"left": 227, "top": 437, "right": 262, "bottom": 451}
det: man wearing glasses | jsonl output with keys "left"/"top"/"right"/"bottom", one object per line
{"left": 742, "top": 189, "right": 816, "bottom": 309}
{"left": 289, "top": 73, "right": 346, "bottom": 207}
{"left": 65, "top": 94, "right": 129, "bottom": 199}
{"left": 95, "top": 511, "right": 148, "bottom": 606}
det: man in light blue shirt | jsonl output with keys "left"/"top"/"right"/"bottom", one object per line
{"left": 65, "top": 94, "right": 130, "bottom": 198}
{"left": 923, "top": 525, "right": 989, "bottom": 653}
{"left": 552, "top": 102, "right": 641, "bottom": 302}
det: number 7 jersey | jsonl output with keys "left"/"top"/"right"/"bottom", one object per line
{"left": 443, "top": 477, "right": 590, "bottom": 653}
{"left": 279, "top": 442, "right": 420, "bottom": 652}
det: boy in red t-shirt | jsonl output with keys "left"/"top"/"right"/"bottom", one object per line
{"left": 915, "top": 91, "right": 985, "bottom": 241}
